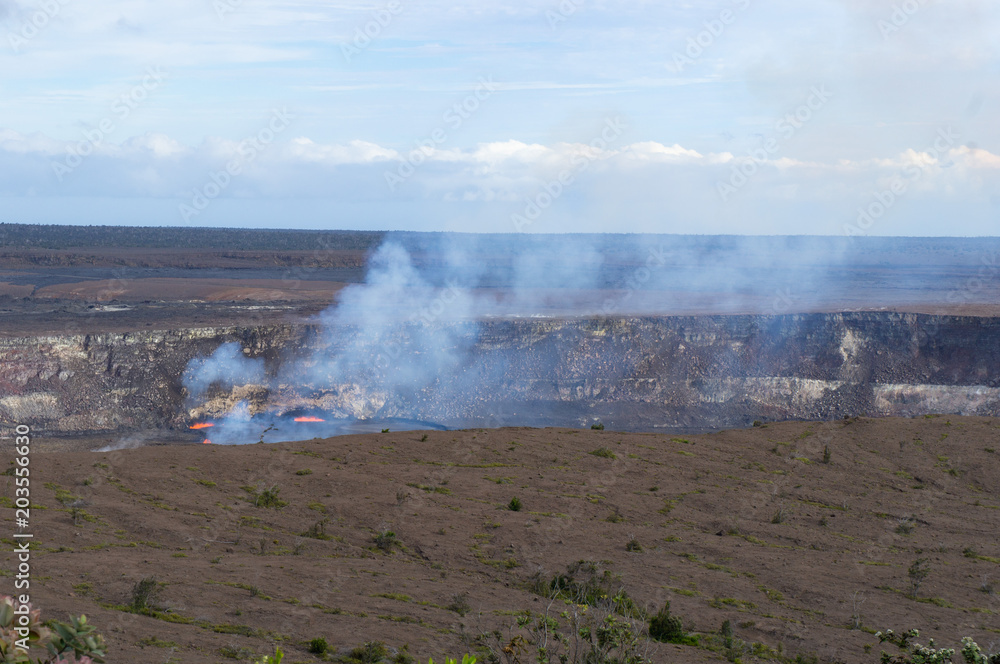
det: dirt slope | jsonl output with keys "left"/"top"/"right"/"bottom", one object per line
{"left": 3, "top": 416, "right": 999, "bottom": 663}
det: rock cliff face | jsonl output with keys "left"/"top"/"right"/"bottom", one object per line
{"left": 3, "top": 313, "right": 1000, "bottom": 434}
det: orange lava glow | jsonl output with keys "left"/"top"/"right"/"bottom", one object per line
{"left": 190, "top": 423, "right": 214, "bottom": 430}
{"left": 202, "top": 439, "right": 212, "bottom": 445}
{"left": 294, "top": 416, "right": 326, "bottom": 423}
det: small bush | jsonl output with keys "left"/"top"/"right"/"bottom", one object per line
{"left": 447, "top": 592, "right": 471, "bottom": 617}
{"left": 243, "top": 484, "right": 288, "bottom": 509}
{"left": 348, "top": 641, "right": 389, "bottom": 664}
{"left": 822, "top": 445, "right": 831, "bottom": 464}
{"left": 589, "top": 447, "right": 616, "bottom": 459}
{"left": 420, "top": 434, "right": 429, "bottom": 441}
{"left": 649, "top": 601, "right": 696, "bottom": 645}
{"left": 507, "top": 497, "right": 522, "bottom": 512}
{"left": 895, "top": 518, "right": 915, "bottom": 535}
{"left": 771, "top": 508, "right": 786, "bottom": 524}
{"left": 302, "top": 519, "right": 331, "bottom": 540}
{"left": 374, "top": 529, "right": 401, "bottom": 553}
{"left": 591, "top": 423, "right": 605, "bottom": 430}
{"left": 130, "top": 576, "right": 162, "bottom": 613}
{"left": 295, "top": 469, "right": 313, "bottom": 476}
{"left": 308, "top": 637, "right": 329, "bottom": 655}
{"left": 625, "top": 534, "right": 643, "bottom": 552}
{"left": 908, "top": 559, "right": 930, "bottom": 598}
{"left": 381, "top": 428, "right": 390, "bottom": 433}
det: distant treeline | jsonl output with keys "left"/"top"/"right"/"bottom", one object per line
{"left": 0, "top": 224, "right": 387, "bottom": 252}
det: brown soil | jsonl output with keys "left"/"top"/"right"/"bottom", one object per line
{"left": 4, "top": 416, "right": 999, "bottom": 664}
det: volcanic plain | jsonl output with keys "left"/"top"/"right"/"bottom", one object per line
{"left": 3, "top": 416, "right": 999, "bottom": 664}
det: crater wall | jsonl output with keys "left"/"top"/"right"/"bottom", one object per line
{"left": 2, "top": 313, "right": 999, "bottom": 434}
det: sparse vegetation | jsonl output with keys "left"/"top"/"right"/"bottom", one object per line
{"left": 346, "top": 641, "right": 389, "bottom": 664}
{"left": 649, "top": 600, "right": 696, "bottom": 645}
{"left": 373, "top": 528, "right": 402, "bottom": 553}
{"left": 447, "top": 592, "right": 471, "bottom": 617}
{"left": 591, "top": 423, "right": 605, "bottom": 430}
{"left": 243, "top": 484, "right": 288, "bottom": 509}
{"left": 130, "top": 576, "right": 163, "bottom": 613}
{"left": 907, "top": 558, "right": 930, "bottom": 598}
{"left": 507, "top": 497, "right": 522, "bottom": 512}
{"left": 589, "top": 447, "right": 616, "bottom": 459}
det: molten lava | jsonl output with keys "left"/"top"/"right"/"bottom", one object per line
{"left": 190, "top": 423, "right": 214, "bottom": 430}
{"left": 202, "top": 439, "right": 212, "bottom": 445}
{"left": 294, "top": 417, "right": 326, "bottom": 423}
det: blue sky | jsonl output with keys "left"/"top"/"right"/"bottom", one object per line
{"left": 1, "top": 0, "right": 998, "bottom": 234}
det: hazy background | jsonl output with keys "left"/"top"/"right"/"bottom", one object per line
{"left": 1, "top": 0, "right": 998, "bottom": 234}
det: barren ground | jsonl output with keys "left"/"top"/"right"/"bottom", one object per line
{"left": 4, "top": 416, "right": 999, "bottom": 664}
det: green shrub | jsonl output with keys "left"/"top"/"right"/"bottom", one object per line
{"left": 308, "top": 637, "right": 328, "bottom": 655}
{"left": 130, "top": 576, "right": 162, "bottom": 613}
{"left": 243, "top": 484, "right": 288, "bottom": 509}
{"left": 507, "top": 497, "right": 522, "bottom": 512}
{"left": 373, "top": 529, "right": 401, "bottom": 553}
{"left": 447, "top": 593, "right": 471, "bottom": 617}
{"left": 649, "top": 601, "right": 697, "bottom": 645}
{"left": 589, "top": 447, "right": 616, "bottom": 459}
{"left": 301, "top": 519, "right": 331, "bottom": 540}
{"left": 591, "top": 423, "right": 605, "bottom": 430}
{"left": 348, "top": 641, "right": 388, "bottom": 664}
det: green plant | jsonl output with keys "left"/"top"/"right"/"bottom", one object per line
{"left": 0, "top": 595, "right": 107, "bottom": 663}
{"left": 591, "top": 423, "right": 605, "bottom": 430}
{"left": 308, "top": 637, "right": 328, "bottom": 655}
{"left": 625, "top": 534, "right": 643, "bottom": 552}
{"left": 771, "top": 508, "right": 786, "bottom": 524}
{"left": 822, "top": 445, "right": 832, "bottom": 464}
{"left": 589, "top": 447, "right": 615, "bottom": 459}
{"left": 348, "top": 641, "right": 388, "bottom": 663}
{"left": 254, "top": 646, "right": 284, "bottom": 664}
{"left": 130, "top": 576, "right": 161, "bottom": 613}
{"left": 447, "top": 593, "right": 471, "bottom": 617}
{"left": 295, "top": 469, "right": 313, "bottom": 476}
{"left": 381, "top": 429, "right": 390, "bottom": 433}
{"left": 301, "top": 520, "right": 331, "bottom": 540}
{"left": 426, "top": 657, "right": 476, "bottom": 664}
{"left": 908, "top": 559, "right": 930, "bottom": 598}
{"left": 649, "top": 601, "right": 696, "bottom": 645}
{"left": 373, "top": 529, "right": 401, "bottom": 553}
{"left": 420, "top": 434, "right": 429, "bottom": 442}
{"left": 507, "top": 497, "right": 522, "bottom": 512}
{"left": 243, "top": 484, "right": 288, "bottom": 509}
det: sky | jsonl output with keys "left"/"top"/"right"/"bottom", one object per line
{"left": 0, "top": 0, "right": 998, "bottom": 235}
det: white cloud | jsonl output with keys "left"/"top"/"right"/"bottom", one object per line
{"left": 0, "top": 128, "right": 998, "bottom": 235}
